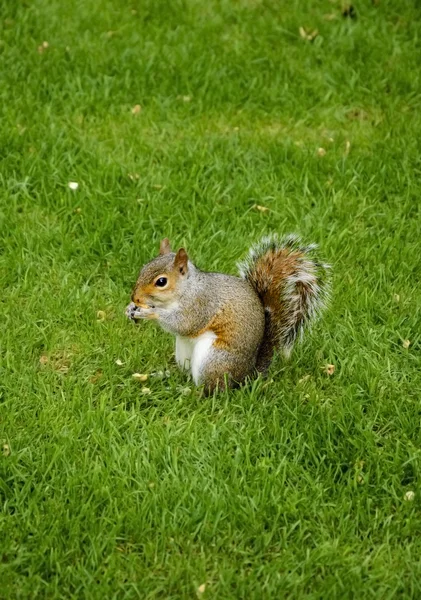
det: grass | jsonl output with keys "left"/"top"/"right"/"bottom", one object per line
{"left": 1, "top": 0, "right": 421, "bottom": 597}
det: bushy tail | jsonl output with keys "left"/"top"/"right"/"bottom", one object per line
{"left": 238, "top": 234, "right": 330, "bottom": 372}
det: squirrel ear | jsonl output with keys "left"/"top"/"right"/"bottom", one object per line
{"left": 174, "top": 248, "right": 188, "bottom": 275}
{"left": 159, "top": 238, "right": 171, "bottom": 255}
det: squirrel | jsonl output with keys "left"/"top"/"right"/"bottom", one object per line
{"left": 126, "top": 235, "right": 330, "bottom": 394}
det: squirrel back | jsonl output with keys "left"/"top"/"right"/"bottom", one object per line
{"left": 238, "top": 234, "right": 330, "bottom": 372}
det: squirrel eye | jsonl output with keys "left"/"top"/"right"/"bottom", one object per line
{"left": 155, "top": 277, "right": 168, "bottom": 288}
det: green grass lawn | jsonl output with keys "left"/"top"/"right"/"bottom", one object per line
{"left": 1, "top": 0, "right": 421, "bottom": 597}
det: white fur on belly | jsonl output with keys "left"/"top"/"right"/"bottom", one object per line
{"left": 191, "top": 331, "right": 216, "bottom": 384}
{"left": 175, "top": 331, "right": 216, "bottom": 384}
{"left": 175, "top": 336, "right": 194, "bottom": 370}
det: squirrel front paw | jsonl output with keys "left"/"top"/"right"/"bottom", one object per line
{"left": 125, "top": 302, "right": 159, "bottom": 321}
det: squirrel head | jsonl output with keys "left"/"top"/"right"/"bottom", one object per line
{"left": 131, "top": 238, "right": 189, "bottom": 309}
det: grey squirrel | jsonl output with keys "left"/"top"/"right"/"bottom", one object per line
{"left": 126, "top": 235, "right": 330, "bottom": 393}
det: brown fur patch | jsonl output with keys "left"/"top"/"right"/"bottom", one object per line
{"left": 253, "top": 249, "right": 304, "bottom": 309}
{"left": 132, "top": 272, "right": 177, "bottom": 306}
{"left": 245, "top": 247, "right": 311, "bottom": 372}
{"left": 194, "top": 305, "right": 237, "bottom": 350}
{"left": 250, "top": 250, "right": 307, "bottom": 349}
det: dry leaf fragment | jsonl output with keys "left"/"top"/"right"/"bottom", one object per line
{"left": 176, "top": 95, "right": 192, "bottom": 102}
{"left": 131, "top": 104, "right": 142, "bottom": 115}
{"left": 404, "top": 490, "right": 415, "bottom": 501}
{"left": 96, "top": 310, "right": 106, "bottom": 321}
{"left": 89, "top": 370, "right": 103, "bottom": 384}
{"left": 402, "top": 339, "right": 410, "bottom": 349}
{"left": 115, "top": 359, "right": 124, "bottom": 366}
{"left": 151, "top": 370, "right": 163, "bottom": 378}
{"left": 68, "top": 181, "right": 79, "bottom": 190}
{"left": 132, "top": 373, "right": 148, "bottom": 382}
{"left": 299, "top": 27, "right": 319, "bottom": 42}
{"left": 324, "top": 364, "right": 335, "bottom": 376}
{"left": 40, "top": 349, "right": 72, "bottom": 373}
{"left": 2, "top": 443, "right": 10, "bottom": 457}
{"left": 254, "top": 204, "right": 270, "bottom": 213}
{"left": 317, "top": 147, "right": 327, "bottom": 157}
{"left": 141, "top": 387, "right": 151, "bottom": 395}
{"left": 150, "top": 370, "right": 171, "bottom": 378}
{"left": 197, "top": 584, "right": 206, "bottom": 595}
{"left": 37, "top": 41, "right": 49, "bottom": 53}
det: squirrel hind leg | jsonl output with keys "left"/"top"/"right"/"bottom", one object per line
{"left": 196, "top": 347, "right": 255, "bottom": 395}
{"left": 255, "top": 310, "right": 295, "bottom": 373}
